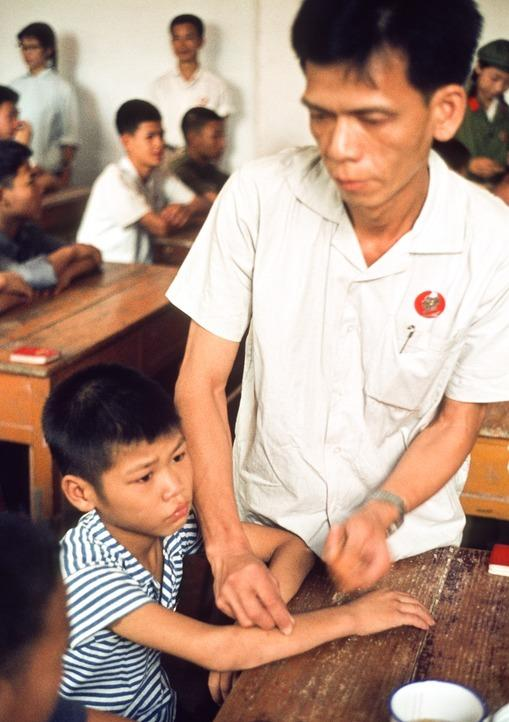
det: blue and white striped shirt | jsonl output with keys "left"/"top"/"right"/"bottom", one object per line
{"left": 60, "top": 510, "right": 202, "bottom": 722}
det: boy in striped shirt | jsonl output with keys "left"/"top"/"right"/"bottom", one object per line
{"left": 42, "top": 364, "right": 433, "bottom": 722}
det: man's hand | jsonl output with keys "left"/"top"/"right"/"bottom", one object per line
{"left": 161, "top": 203, "right": 191, "bottom": 231}
{"left": 323, "top": 503, "right": 393, "bottom": 592}
{"left": 469, "top": 156, "right": 505, "bottom": 179}
{"left": 210, "top": 551, "right": 294, "bottom": 634}
{"left": 208, "top": 669, "right": 239, "bottom": 705}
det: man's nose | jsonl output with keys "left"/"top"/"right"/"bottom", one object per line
{"left": 326, "top": 117, "right": 362, "bottom": 162}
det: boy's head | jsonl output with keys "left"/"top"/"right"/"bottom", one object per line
{"left": 17, "top": 22, "right": 57, "bottom": 72}
{"left": 42, "top": 364, "right": 192, "bottom": 539}
{"left": 182, "top": 107, "right": 226, "bottom": 163}
{"left": 0, "top": 513, "right": 67, "bottom": 722}
{"left": 0, "top": 140, "right": 41, "bottom": 223}
{"left": 0, "top": 87, "right": 20, "bottom": 141}
{"left": 169, "top": 14, "right": 204, "bottom": 65}
{"left": 474, "top": 40, "right": 509, "bottom": 104}
{"left": 115, "top": 100, "right": 164, "bottom": 172}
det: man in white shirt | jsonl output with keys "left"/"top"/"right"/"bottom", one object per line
{"left": 167, "top": 0, "right": 509, "bottom": 634}
{"left": 151, "top": 14, "right": 233, "bottom": 149}
{"left": 78, "top": 100, "right": 203, "bottom": 264}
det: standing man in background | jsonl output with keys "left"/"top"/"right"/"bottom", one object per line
{"left": 151, "top": 14, "right": 233, "bottom": 149}
{"left": 167, "top": 0, "right": 509, "bottom": 635}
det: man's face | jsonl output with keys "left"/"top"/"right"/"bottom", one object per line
{"left": 191, "top": 120, "right": 226, "bottom": 162}
{"left": 91, "top": 431, "right": 194, "bottom": 544}
{"left": 6, "top": 581, "right": 69, "bottom": 722}
{"left": 302, "top": 49, "right": 437, "bottom": 214}
{"left": 171, "top": 23, "right": 203, "bottom": 64}
{"left": 0, "top": 162, "right": 41, "bottom": 221}
{"left": 19, "top": 36, "right": 49, "bottom": 74}
{"left": 0, "top": 102, "right": 20, "bottom": 140}
{"left": 122, "top": 121, "right": 165, "bottom": 172}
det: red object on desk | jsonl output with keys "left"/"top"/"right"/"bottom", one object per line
{"left": 489, "top": 543, "right": 509, "bottom": 576}
{"left": 9, "top": 346, "right": 61, "bottom": 365}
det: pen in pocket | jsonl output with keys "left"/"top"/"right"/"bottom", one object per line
{"left": 399, "top": 324, "right": 415, "bottom": 353}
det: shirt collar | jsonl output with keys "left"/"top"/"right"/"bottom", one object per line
{"left": 171, "top": 62, "right": 203, "bottom": 83}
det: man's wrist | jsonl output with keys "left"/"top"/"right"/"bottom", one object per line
{"left": 364, "top": 489, "right": 406, "bottom": 535}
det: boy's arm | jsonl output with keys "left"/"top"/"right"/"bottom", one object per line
{"left": 110, "top": 589, "right": 433, "bottom": 673}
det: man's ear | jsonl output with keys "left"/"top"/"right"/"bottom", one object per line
{"left": 431, "top": 84, "right": 467, "bottom": 142}
{"left": 61, "top": 474, "right": 98, "bottom": 512}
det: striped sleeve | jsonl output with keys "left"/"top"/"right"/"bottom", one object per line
{"left": 177, "top": 511, "right": 203, "bottom": 557}
{"left": 64, "top": 565, "right": 153, "bottom": 648}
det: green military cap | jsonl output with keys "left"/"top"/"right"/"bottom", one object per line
{"left": 478, "top": 39, "right": 509, "bottom": 73}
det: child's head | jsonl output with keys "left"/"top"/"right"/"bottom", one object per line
{"left": 0, "top": 87, "right": 20, "bottom": 141}
{"left": 169, "top": 14, "right": 204, "bottom": 65}
{"left": 0, "top": 140, "right": 40, "bottom": 223}
{"left": 473, "top": 39, "right": 509, "bottom": 104}
{"left": 0, "top": 513, "right": 67, "bottom": 722}
{"left": 42, "top": 364, "right": 192, "bottom": 539}
{"left": 182, "top": 107, "right": 226, "bottom": 163}
{"left": 17, "top": 22, "right": 57, "bottom": 72}
{"left": 115, "top": 100, "right": 164, "bottom": 172}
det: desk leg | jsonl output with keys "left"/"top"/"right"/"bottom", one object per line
{"left": 29, "top": 377, "right": 54, "bottom": 519}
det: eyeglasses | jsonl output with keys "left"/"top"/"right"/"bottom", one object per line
{"left": 18, "top": 42, "right": 43, "bottom": 52}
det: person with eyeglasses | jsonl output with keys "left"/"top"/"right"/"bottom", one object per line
{"left": 10, "top": 22, "right": 78, "bottom": 192}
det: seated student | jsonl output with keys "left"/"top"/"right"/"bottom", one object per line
{"left": 456, "top": 39, "right": 509, "bottom": 184}
{"left": 42, "top": 363, "right": 433, "bottom": 722}
{"left": 0, "top": 85, "right": 31, "bottom": 146}
{"left": 0, "top": 513, "right": 132, "bottom": 722}
{"left": 10, "top": 22, "right": 79, "bottom": 191}
{"left": 77, "top": 100, "right": 205, "bottom": 264}
{"left": 171, "top": 107, "right": 229, "bottom": 203}
{"left": 0, "top": 270, "right": 32, "bottom": 312}
{"left": 0, "top": 140, "right": 101, "bottom": 292}
{"left": 151, "top": 14, "right": 233, "bottom": 149}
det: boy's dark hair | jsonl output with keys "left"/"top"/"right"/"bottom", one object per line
{"left": 291, "top": 0, "right": 483, "bottom": 96}
{"left": 0, "top": 139, "right": 31, "bottom": 188}
{"left": 115, "top": 99, "right": 161, "bottom": 135}
{"left": 181, "top": 106, "right": 223, "bottom": 141}
{"left": 0, "top": 513, "right": 60, "bottom": 679}
{"left": 170, "top": 14, "right": 204, "bottom": 38}
{"left": 42, "top": 363, "right": 180, "bottom": 488}
{"left": 17, "top": 22, "right": 57, "bottom": 69}
{"left": 433, "top": 138, "right": 470, "bottom": 174}
{"left": 0, "top": 86, "right": 19, "bottom": 106}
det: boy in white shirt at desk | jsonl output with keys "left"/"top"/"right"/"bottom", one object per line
{"left": 78, "top": 100, "right": 203, "bottom": 264}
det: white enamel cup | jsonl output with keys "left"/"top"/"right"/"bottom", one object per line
{"left": 389, "top": 680, "right": 488, "bottom": 722}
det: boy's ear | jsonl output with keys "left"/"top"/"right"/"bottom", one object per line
{"left": 61, "top": 474, "right": 98, "bottom": 512}
{"left": 120, "top": 132, "right": 133, "bottom": 153}
{"left": 431, "top": 84, "right": 467, "bottom": 142}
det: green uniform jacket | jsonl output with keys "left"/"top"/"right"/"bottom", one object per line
{"left": 456, "top": 96, "right": 509, "bottom": 169}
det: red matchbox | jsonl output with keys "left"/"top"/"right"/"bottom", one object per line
{"left": 9, "top": 346, "right": 61, "bottom": 365}
{"left": 488, "top": 544, "right": 509, "bottom": 577}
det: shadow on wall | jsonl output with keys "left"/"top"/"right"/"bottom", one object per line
{"left": 59, "top": 32, "right": 102, "bottom": 186}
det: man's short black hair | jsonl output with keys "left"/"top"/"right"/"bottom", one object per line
{"left": 0, "top": 139, "right": 31, "bottom": 188}
{"left": 0, "top": 513, "right": 60, "bottom": 679}
{"left": 0, "top": 86, "right": 19, "bottom": 106}
{"left": 115, "top": 99, "right": 161, "bottom": 135}
{"left": 17, "top": 22, "right": 57, "bottom": 69}
{"left": 181, "top": 107, "right": 224, "bottom": 141}
{"left": 42, "top": 364, "right": 180, "bottom": 488}
{"left": 291, "top": 0, "right": 483, "bottom": 96}
{"left": 170, "top": 14, "right": 204, "bottom": 38}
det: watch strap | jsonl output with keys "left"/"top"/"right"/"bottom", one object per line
{"left": 368, "top": 489, "right": 406, "bottom": 535}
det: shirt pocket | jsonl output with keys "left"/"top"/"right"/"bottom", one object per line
{"left": 365, "top": 319, "right": 462, "bottom": 412}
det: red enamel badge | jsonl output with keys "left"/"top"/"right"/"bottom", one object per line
{"left": 414, "top": 291, "right": 446, "bottom": 318}
{"left": 468, "top": 97, "right": 480, "bottom": 112}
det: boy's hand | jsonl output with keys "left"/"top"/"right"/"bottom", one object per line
{"left": 347, "top": 589, "right": 434, "bottom": 635}
{"left": 469, "top": 156, "right": 505, "bottom": 178}
{"left": 208, "top": 669, "right": 239, "bottom": 705}
{"left": 0, "top": 272, "right": 33, "bottom": 300}
{"left": 161, "top": 203, "right": 191, "bottom": 231}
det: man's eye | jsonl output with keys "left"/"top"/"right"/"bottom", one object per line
{"left": 172, "top": 451, "right": 186, "bottom": 463}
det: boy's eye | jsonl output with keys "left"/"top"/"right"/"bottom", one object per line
{"left": 137, "top": 471, "right": 153, "bottom": 484}
{"left": 172, "top": 451, "right": 186, "bottom": 464}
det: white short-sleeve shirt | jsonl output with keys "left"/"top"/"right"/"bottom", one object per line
{"left": 151, "top": 65, "right": 234, "bottom": 148}
{"left": 77, "top": 157, "right": 194, "bottom": 263}
{"left": 10, "top": 68, "right": 78, "bottom": 172}
{"left": 167, "top": 147, "right": 509, "bottom": 558}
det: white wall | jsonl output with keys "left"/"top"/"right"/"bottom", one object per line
{"left": 0, "top": 0, "right": 508, "bottom": 184}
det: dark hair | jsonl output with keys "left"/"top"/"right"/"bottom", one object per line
{"left": 42, "top": 364, "right": 180, "bottom": 487}
{"left": 181, "top": 106, "right": 224, "bottom": 140}
{"left": 0, "top": 513, "right": 60, "bottom": 679}
{"left": 291, "top": 0, "right": 483, "bottom": 96}
{"left": 432, "top": 138, "right": 470, "bottom": 173}
{"left": 115, "top": 99, "right": 161, "bottom": 135}
{"left": 0, "top": 86, "right": 19, "bottom": 106}
{"left": 0, "top": 139, "right": 31, "bottom": 188}
{"left": 170, "top": 14, "right": 204, "bottom": 38}
{"left": 17, "top": 22, "right": 57, "bottom": 69}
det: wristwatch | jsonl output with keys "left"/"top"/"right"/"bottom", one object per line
{"left": 368, "top": 489, "right": 406, "bottom": 536}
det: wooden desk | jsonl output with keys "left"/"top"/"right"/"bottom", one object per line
{"left": 40, "top": 186, "right": 90, "bottom": 244}
{"left": 461, "top": 402, "right": 509, "bottom": 520}
{"left": 215, "top": 547, "right": 509, "bottom": 722}
{"left": 152, "top": 223, "right": 202, "bottom": 265}
{"left": 0, "top": 263, "right": 187, "bottom": 519}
